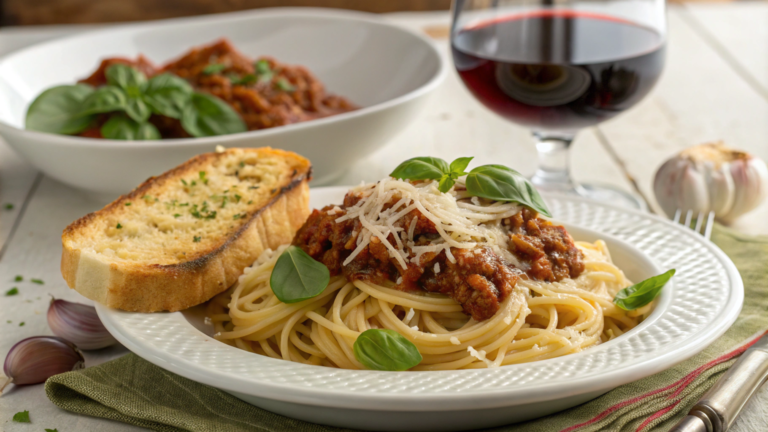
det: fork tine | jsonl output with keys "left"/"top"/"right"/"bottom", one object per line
{"left": 673, "top": 209, "right": 682, "bottom": 223}
{"left": 693, "top": 211, "right": 704, "bottom": 234}
{"left": 684, "top": 209, "right": 694, "bottom": 228}
{"left": 703, "top": 211, "right": 715, "bottom": 240}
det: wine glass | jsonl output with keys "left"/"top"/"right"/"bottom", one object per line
{"left": 450, "top": 0, "right": 666, "bottom": 208}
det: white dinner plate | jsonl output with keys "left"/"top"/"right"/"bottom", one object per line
{"left": 97, "top": 189, "right": 743, "bottom": 431}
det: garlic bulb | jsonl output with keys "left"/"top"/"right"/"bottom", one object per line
{"left": 47, "top": 298, "right": 117, "bottom": 350}
{"left": 654, "top": 142, "right": 768, "bottom": 222}
{"left": 1, "top": 336, "right": 84, "bottom": 394}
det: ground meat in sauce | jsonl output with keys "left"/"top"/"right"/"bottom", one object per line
{"left": 504, "top": 208, "right": 585, "bottom": 282}
{"left": 76, "top": 39, "right": 357, "bottom": 139}
{"left": 292, "top": 193, "right": 584, "bottom": 321}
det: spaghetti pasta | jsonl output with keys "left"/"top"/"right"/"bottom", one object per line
{"left": 209, "top": 239, "right": 647, "bottom": 370}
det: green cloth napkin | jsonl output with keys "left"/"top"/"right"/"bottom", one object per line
{"left": 45, "top": 226, "right": 768, "bottom": 432}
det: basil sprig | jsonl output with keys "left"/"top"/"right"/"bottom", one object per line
{"left": 613, "top": 269, "right": 675, "bottom": 311}
{"left": 270, "top": 246, "right": 330, "bottom": 304}
{"left": 390, "top": 156, "right": 551, "bottom": 216}
{"left": 25, "top": 84, "right": 95, "bottom": 134}
{"left": 26, "top": 64, "right": 246, "bottom": 140}
{"left": 353, "top": 329, "right": 422, "bottom": 371}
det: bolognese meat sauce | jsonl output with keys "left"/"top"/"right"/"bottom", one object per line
{"left": 293, "top": 191, "right": 585, "bottom": 321}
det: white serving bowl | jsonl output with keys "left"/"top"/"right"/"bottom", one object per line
{"left": 0, "top": 8, "right": 445, "bottom": 194}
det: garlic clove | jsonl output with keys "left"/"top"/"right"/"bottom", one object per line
{"left": 722, "top": 156, "right": 768, "bottom": 223}
{"left": 47, "top": 298, "right": 117, "bottom": 350}
{"left": 653, "top": 142, "right": 768, "bottom": 222}
{"left": 1, "top": 336, "right": 84, "bottom": 394}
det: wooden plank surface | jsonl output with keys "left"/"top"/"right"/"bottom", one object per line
{"left": 598, "top": 6, "right": 768, "bottom": 235}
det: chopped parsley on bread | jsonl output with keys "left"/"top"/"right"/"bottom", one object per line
{"left": 61, "top": 147, "right": 311, "bottom": 312}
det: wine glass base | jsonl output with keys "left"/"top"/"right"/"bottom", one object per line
{"left": 577, "top": 183, "right": 648, "bottom": 211}
{"left": 535, "top": 182, "right": 647, "bottom": 211}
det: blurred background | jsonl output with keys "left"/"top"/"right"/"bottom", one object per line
{"left": 2, "top": 1, "right": 456, "bottom": 25}
{"left": 0, "top": 0, "right": 711, "bottom": 26}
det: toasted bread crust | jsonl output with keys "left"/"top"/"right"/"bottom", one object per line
{"left": 61, "top": 148, "right": 311, "bottom": 312}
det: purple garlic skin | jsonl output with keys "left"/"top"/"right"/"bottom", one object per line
{"left": 48, "top": 298, "right": 117, "bottom": 350}
{"left": 654, "top": 142, "right": 768, "bottom": 223}
{"left": 2, "top": 336, "right": 84, "bottom": 392}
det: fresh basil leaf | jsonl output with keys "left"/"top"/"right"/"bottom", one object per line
{"left": 465, "top": 165, "right": 552, "bottom": 217}
{"left": 270, "top": 245, "right": 330, "bottom": 303}
{"left": 255, "top": 60, "right": 274, "bottom": 83}
{"left": 181, "top": 92, "right": 247, "bottom": 137}
{"left": 125, "top": 97, "right": 151, "bottom": 122}
{"left": 12, "top": 410, "right": 30, "bottom": 423}
{"left": 437, "top": 175, "right": 455, "bottom": 193}
{"left": 143, "top": 73, "right": 193, "bottom": 119}
{"left": 105, "top": 63, "right": 147, "bottom": 90}
{"left": 390, "top": 157, "right": 449, "bottom": 182}
{"left": 101, "top": 113, "right": 160, "bottom": 140}
{"left": 614, "top": 269, "right": 675, "bottom": 311}
{"left": 203, "top": 63, "right": 226, "bottom": 75}
{"left": 353, "top": 329, "right": 422, "bottom": 371}
{"left": 276, "top": 78, "right": 295, "bottom": 92}
{"left": 449, "top": 156, "right": 473, "bottom": 176}
{"left": 25, "top": 84, "right": 95, "bottom": 134}
{"left": 229, "top": 73, "right": 257, "bottom": 86}
{"left": 79, "top": 86, "right": 127, "bottom": 116}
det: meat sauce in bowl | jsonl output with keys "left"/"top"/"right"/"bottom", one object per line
{"left": 77, "top": 39, "right": 357, "bottom": 139}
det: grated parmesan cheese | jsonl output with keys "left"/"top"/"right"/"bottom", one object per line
{"left": 450, "top": 337, "right": 461, "bottom": 345}
{"left": 336, "top": 178, "right": 521, "bottom": 269}
{"left": 434, "top": 262, "right": 440, "bottom": 274}
{"left": 467, "top": 346, "right": 494, "bottom": 367}
{"left": 405, "top": 308, "right": 415, "bottom": 322}
{"left": 503, "top": 315, "right": 512, "bottom": 325}
{"left": 204, "top": 317, "right": 213, "bottom": 326}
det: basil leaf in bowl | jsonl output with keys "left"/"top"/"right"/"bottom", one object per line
{"left": 181, "top": 92, "right": 247, "bottom": 137}
{"left": 466, "top": 165, "right": 552, "bottom": 217}
{"left": 270, "top": 246, "right": 330, "bottom": 304}
{"left": 101, "top": 113, "right": 160, "bottom": 140}
{"left": 79, "top": 86, "right": 127, "bottom": 116}
{"left": 105, "top": 63, "right": 147, "bottom": 91}
{"left": 353, "top": 329, "right": 422, "bottom": 371}
{"left": 143, "top": 73, "right": 193, "bottom": 119}
{"left": 25, "top": 84, "right": 95, "bottom": 134}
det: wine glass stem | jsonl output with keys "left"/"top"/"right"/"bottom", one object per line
{"left": 530, "top": 132, "right": 577, "bottom": 193}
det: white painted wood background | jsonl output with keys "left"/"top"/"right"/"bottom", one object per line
{"left": 2, "top": 5, "right": 768, "bottom": 431}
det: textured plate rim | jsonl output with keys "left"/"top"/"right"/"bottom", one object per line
{"left": 97, "top": 190, "right": 743, "bottom": 412}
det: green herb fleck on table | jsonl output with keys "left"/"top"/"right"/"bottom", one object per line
{"left": 45, "top": 429, "right": 59, "bottom": 432}
{"left": 15, "top": 275, "right": 22, "bottom": 282}
{"left": 193, "top": 236, "right": 202, "bottom": 243}
{"left": 19, "top": 322, "right": 25, "bottom": 327}
{"left": 202, "top": 63, "right": 226, "bottom": 75}
{"left": 31, "top": 278, "right": 44, "bottom": 285}
{"left": 5, "top": 287, "right": 18, "bottom": 296}
{"left": 12, "top": 410, "right": 30, "bottom": 423}
{"left": 4, "top": 203, "right": 13, "bottom": 210}
{"left": 116, "top": 223, "right": 123, "bottom": 229}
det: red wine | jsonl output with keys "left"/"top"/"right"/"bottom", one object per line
{"left": 452, "top": 11, "right": 665, "bottom": 133}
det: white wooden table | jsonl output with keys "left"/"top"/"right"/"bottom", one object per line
{"left": 2, "top": 5, "right": 768, "bottom": 431}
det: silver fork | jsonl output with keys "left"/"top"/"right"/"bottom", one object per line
{"left": 670, "top": 208, "right": 768, "bottom": 432}
{"left": 672, "top": 209, "right": 716, "bottom": 240}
